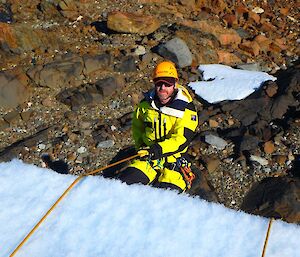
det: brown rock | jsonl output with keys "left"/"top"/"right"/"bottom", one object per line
{"left": 227, "top": 118, "right": 235, "bottom": 126}
{"left": 280, "top": 8, "right": 290, "bottom": 16}
{"left": 222, "top": 14, "right": 238, "bottom": 27}
{"left": 195, "top": 0, "right": 227, "bottom": 14}
{"left": 42, "top": 96, "right": 54, "bottom": 107}
{"left": 264, "top": 140, "right": 275, "bottom": 154}
{"left": 273, "top": 155, "right": 287, "bottom": 166}
{"left": 253, "top": 34, "right": 272, "bottom": 53}
{"left": 178, "top": 0, "right": 196, "bottom": 8}
{"left": 107, "top": 11, "right": 161, "bottom": 36}
{"left": 179, "top": 20, "right": 241, "bottom": 46}
{"left": 239, "top": 40, "right": 260, "bottom": 56}
{"left": 20, "top": 111, "right": 33, "bottom": 122}
{"left": 0, "top": 23, "right": 18, "bottom": 49}
{"left": 175, "top": 29, "right": 219, "bottom": 65}
{"left": 208, "top": 119, "right": 219, "bottom": 128}
{"left": 0, "top": 23, "right": 61, "bottom": 51}
{"left": 265, "top": 82, "right": 278, "bottom": 97}
{"left": 260, "top": 19, "right": 277, "bottom": 32}
{"left": 248, "top": 11, "right": 260, "bottom": 24}
{"left": 138, "top": 0, "right": 168, "bottom": 3}
{"left": 217, "top": 50, "right": 241, "bottom": 65}
{"left": 206, "top": 158, "right": 221, "bottom": 173}
{"left": 274, "top": 38, "right": 288, "bottom": 51}
{"left": 0, "top": 119, "right": 9, "bottom": 130}
{"left": 0, "top": 69, "right": 30, "bottom": 108}
{"left": 3, "top": 110, "right": 20, "bottom": 124}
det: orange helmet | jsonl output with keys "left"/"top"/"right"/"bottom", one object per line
{"left": 153, "top": 61, "right": 178, "bottom": 80}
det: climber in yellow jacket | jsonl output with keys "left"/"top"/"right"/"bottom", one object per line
{"left": 119, "top": 61, "right": 198, "bottom": 192}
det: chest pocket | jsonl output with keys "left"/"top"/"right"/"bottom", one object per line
{"left": 143, "top": 109, "right": 174, "bottom": 142}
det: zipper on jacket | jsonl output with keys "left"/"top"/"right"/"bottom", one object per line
{"left": 159, "top": 112, "right": 162, "bottom": 140}
{"left": 154, "top": 117, "right": 157, "bottom": 142}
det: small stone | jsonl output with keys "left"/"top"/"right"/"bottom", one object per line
{"left": 67, "top": 152, "right": 77, "bottom": 162}
{"left": 250, "top": 155, "right": 269, "bottom": 166}
{"left": 77, "top": 146, "right": 87, "bottom": 154}
{"left": 208, "top": 119, "right": 219, "bottom": 128}
{"left": 3, "top": 110, "right": 20, "bottom": 124}
{"left": 273, "top": 155, "right": 287, "bottom": 166}
{"left": 206, "top": 158, "right": 220, "bottom": 173}
{"left": 20, "top": 111, "right": 33, "bottom": 122}
{"left": 81, "top": 121, "right": 92, "bottom": 129}
{"left": 227, "top": 118, "right": 235, "bottom": 126}
{"left": 96, "top": 139, "right": 115, "bottom": 149}
{"left": 252, "top": 7, "right": 264, "bottom": 14}
{"left": 264, "top": 141, "right": 275, "bottom": 154}
{"left": 265, "top": 83, "right": 278, "bottom": 97}
{"left": 0, "top": 119, "right": 9, "bottom": 130}
{"left": 42, "top": 96, "right": 53, "bottom": 107}
{"left": 132, "top": 45, "right": 146, "bottom": 56}
{"left": 38, "top": 143, "right": 46, "bottom": 150}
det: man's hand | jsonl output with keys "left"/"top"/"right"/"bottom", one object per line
{"left": 137, "top": 148, "right": 150, "bottom": 158}
{"left": 137, "top": 144, "right": 161, "bottom": 160}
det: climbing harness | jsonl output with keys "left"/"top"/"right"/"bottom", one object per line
{"left": 9, "top": 153, "right": 139, "bottom": 257}
{"left": 176, "top": 157, "right": 195, "bottom": 190}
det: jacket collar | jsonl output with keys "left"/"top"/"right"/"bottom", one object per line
{"left": 144, "top": 86, "right": 190, "bottom": 118}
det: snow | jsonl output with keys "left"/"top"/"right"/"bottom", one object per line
{"left": 1, "top": 159, "right": 300, "bottom": 257}
{"left": 188, "top": 64, "right": 277, "bottom": 103}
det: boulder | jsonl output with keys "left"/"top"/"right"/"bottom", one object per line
{"left": 241, "top": 177, "right": 300, "bottom": 224}
{"left": 0, "top": 69, "right": 30, "bottom": 108}
{"left": 0, "top": 23, "right": 60, "bottom": 52}
{"left": 56, "top": 76, "right": 125, "bottom": 110}
{"left": 27, "top": 54, "right": 84, "bottom": 88}
{"left": 157, "top": 37, "right": 193, "bottom": 68}
{"left": 175, "top": 28, "right": 219, "bottom": 65}
{"left": 107, "top": 11, "right": 160, "bottom": 36}
{"left": 83, "top": 53, "right": 111, "bottom": 75}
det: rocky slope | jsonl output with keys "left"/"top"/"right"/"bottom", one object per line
{"left": 0, "top": 0, "right": 299, "bottom": 222}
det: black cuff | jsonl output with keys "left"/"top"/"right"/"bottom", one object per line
{"left": 149, "top": 144, "right": 163, "bottom": 160}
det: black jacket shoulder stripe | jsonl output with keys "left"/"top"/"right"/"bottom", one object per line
{"left": 186, "top": 102, "right": 196, "bottom": 112}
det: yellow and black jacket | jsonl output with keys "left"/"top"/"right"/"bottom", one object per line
{"left": 132, "top": 85, "right": 198, "bottom": 164}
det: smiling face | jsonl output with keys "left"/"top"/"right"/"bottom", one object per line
{"left": 154, "top": 78, "right": 176, "bottom": 105}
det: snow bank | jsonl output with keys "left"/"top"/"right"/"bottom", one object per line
{"left": 0, "top": 159, "right": 299, "bottom": 257}
{"left": 189, "top": 64, "right": 276, "bottom": 103}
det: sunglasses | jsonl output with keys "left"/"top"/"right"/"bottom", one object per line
{"left": 154, "top": 79, "right": 175, "bottom": 88}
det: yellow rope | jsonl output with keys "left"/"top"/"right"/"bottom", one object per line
{"left": 9, "top": 154, "right": 139, "bottom": 257}
{"left": 261, "top": 218, "right": 274, "bottom": 257}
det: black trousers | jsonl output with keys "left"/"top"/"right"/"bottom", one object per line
{"left": 118, "top": 167, "right": 183, "bottom": 193}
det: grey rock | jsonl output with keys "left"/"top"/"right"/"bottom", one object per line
{"left": 83, "top": 54, "right": 111, "bottom": 75}
{"left": 97, "top": 139, "right": 115, "bottom": 149}
{"left": 114, "top": 56, "right": 137, "bottom": 72}
{"left": 249, "top": 155, "right": 269, "bottom": 166}
{"left": 3, "top": 110, "right": 20, "bottom": 124}
{"left": 236, "top": 63, "right": 261, "bottom": 71}
{"left": 158, "top": 37, "right": 193, "bottom": 68}
{"left": 205, "top": 134, "right": 228, "bottom": 150}
{"left": 27, "top": 54, "right": 84, "bottom": 88}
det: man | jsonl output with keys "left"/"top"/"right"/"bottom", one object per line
{"left": 119, "top": 61, "right": 198, "bottom": 192}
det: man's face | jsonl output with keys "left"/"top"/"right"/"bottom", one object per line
{"left": 154, "top": 78, "right": 176, "bottom": 105}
